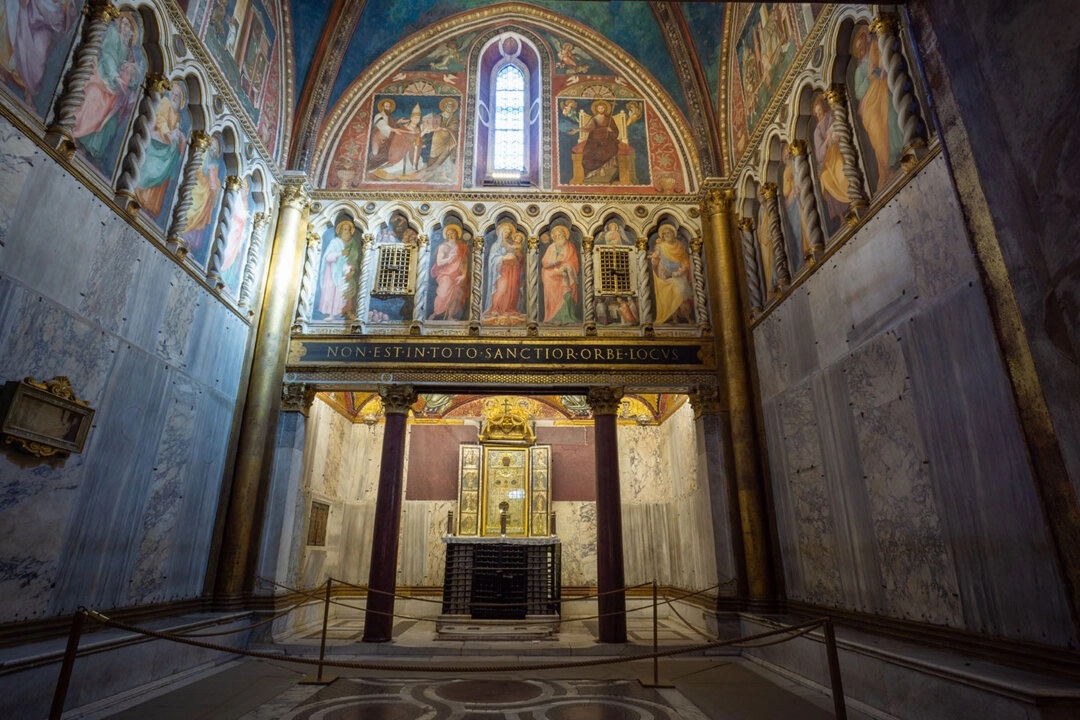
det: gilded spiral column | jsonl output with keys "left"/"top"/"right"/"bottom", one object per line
{"left": 292, "top": 230, "right": 321, "bottom": 330}
{"left": 581, "top": 236, "right": 596, "bottom": 329}
{"left": 45, "top": 0, "right": 120, "bottom": 155}
{"left": 701, "top": 187, "right": 775, "bottom": 604}
{"left": 363, "top": 384, "right": 418, "bottom": 642}
{"left": 871, "top": 13, "right": 928, "bottom": 169}
{"left": 215, "top": 176, "right": 310, "bottom": 598}
{"left": 588, "top": 385, "right": 627, "bottom": 643}
{"left": 690, "top": 236, "right": 711, "bottom": 333}
{"left": 760, "top": 183, "right": 791, "bottom": 289}
{"left": 238, "top": 211, "right": 271, "bottom": 311}
{"left": 206, "top": 176, "right": 244, "bottom": 288}
{"left": 411, "top": 234, "right": 430, "bottom": 325}
{"left": 635, "top": 236, "right": 655, "bottom": 325}
{"left": 825, "top": 85, "right": 869, "bottom": 223}
{"left": 165, "top": 130, "right": 212, "bottom": 255}
{"left": 738, "top": 218, "right": 763, "bottom": 314}
{"left": 789, "top": 140, "right": 825, "bottom": 258}
{"left": 115, "top": 73, "right": 171, "bottom": 213}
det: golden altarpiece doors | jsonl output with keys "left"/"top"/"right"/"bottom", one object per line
{"left": 455, "top": 399, "right": 551, "bottom": 537}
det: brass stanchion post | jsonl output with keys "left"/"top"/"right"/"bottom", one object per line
{"left": 49, "top": 609, "right": 86, "bottom": 720}
{"left": 823, "top": 619, "right": 848, "bottom": 720}
{"left": 301, "top": 578, "right": 336, "bottom": 684}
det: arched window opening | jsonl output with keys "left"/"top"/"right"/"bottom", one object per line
{"left": 474, "top": 32, "right": 542, "bottom": 187}
{"left": 492, "top": 64, "right": 526, "bottom": 175}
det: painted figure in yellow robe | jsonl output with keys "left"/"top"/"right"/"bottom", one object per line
{"left": 650, "top": 223, "right": 695, "bottom": 324}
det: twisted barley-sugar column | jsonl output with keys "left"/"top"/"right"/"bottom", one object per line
{"left": 411, "top": 235, "right": 430, "bottom": 324}
{"left": 356, "top": 233, "right": 375, "bottom": 328}
{"left": 825, "top": 85, "right": 869, "bottom": 224}
{"left": 635, "top": 236, "right": 655, "bottom": 324}
{"left": 45, "top": 0, "right": 120, "bottom": 155}
{"left": 363, "top": 385, "right": 418, "bottom": 643}
{"left": 690, "top": 236, "right": 711, "bottom": 334}
{"left": 588, "top": 385, "right": 627, "bottom": 644}
{"left": 469, "top": 233, "right": 485, "bottom": 323}
{"left": 165, "top": 130, "right": 212, "bottom": 255}
{"left": 215, "top": 179, "right": 310, "bottom": 598}
{"left": 238, "top": 212, "right": 271, "bottom": 311}
{"left": 789, "top": 140, "right": 825, "bottom": 258}
{"left": 115, "top": 73, "right": 171, "bottom": 213}
{"left": 292, "top": 230, "right": 321, "bottom": 330}
{"left": 206, "top": 176, "right": 244, "bottom": 288}
{"left": 701, "top": 188, "right": 774, "bottom": 603}
{"left": 738, "top": 217, "right": 764, "bottom": 314}
{"left": 527, "top": 235, "right": 541, "bottom": 324}
{"left": 582, "top": 236, "right": 596, "bottom": 326}
{"left": 871, "top": 13, "right": 928, "bottom": 170}
{"left": 760, "top": 183, "right": 791, "bottom": 288}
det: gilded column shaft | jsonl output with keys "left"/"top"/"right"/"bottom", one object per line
{"left": 690, "top": 237, "right": 711, "bottom": 332}
{"left": 702, "top": 188, "right": 774, "bottom": 602}
{"left": 215, "top": 179, "right": 310, "bottom": 598}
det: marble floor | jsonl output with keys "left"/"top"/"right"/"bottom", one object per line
{"left": 82, "top": 616, "right": 870, "bottom": 720}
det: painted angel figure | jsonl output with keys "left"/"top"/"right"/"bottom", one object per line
{"left": 428, "top": 37, "right": 463, "bottom": 71}
{"left": 553, "top": 38, "right": 588, "bottom": 74}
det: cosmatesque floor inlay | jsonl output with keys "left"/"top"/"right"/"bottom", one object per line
{"left": 275, "top": 677, "right": 709, "bottom": 720}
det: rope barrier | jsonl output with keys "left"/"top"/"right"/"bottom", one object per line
{"left": 78, "top": 609, "right": 829, "bottom": 674}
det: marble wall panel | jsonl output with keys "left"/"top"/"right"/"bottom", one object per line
{"left": 0, "top": 115, "right": 37, "bottom": 242}
{"left": 48, "top": 344, "right": 172, "bottom": 615}
{"left": 336, "top": 501, "right": 376, "bottom": 586}
{"left": 1, "top": 163, "right": 104, "bottom": 308}
{"left": 553, "top": 500, "right": 597, "bottom": 586}
{"left": 904, "top": 284, "right": 1076, "bottom": 646}
{"left": 184, "top": 300, "right": 251, "bottom": 396}
{"left": 261, "top": 411, "right": 308, "bottom": 586}
{"left": 773, "top": 381, "right": 844, "bottom": 606}
{"left": 400, "top": 500, "right": 454, "bottom": 586}
{"left": 78, "top": 223, "right": 145, "bottom": 337}
{"left": 663, "top": 403, "right": 699, "bottom": 499}
{"left": 618, "top": 424, "right": 667, "bottom": 503}
{"left": 811, "top": 366, "right": 883, "bottom": 612}
{"left": 842, "top": 331, "right": 962, "bottom": 625}
{"left": 697, "top": 413, "right": 740, "bottom": 596}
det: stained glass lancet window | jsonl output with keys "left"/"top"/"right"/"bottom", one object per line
{"left": 493, "top": 64, "right": 526, "bottom": 173}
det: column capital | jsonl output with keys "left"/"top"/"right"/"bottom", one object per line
{"left": 690, "top": 236, "right": 704, "bottom": 254}
{"left": 702, "top": 188, "right": 734, "bottom": 216}
{"left": 689, "top": 385, "right": 723, "bottom": 418}
{"left": 582, "top": 236, "right": 594, "bottom": 252}
{"left": 416, "top": 234, "right": 429, "bottom": 247}
{"left": 870, "top": 13, "right": 901, "bottom": 37}
{"left": 86, "top": 0, "right": 121, "bottom": 23}
{"left": 190, "top": 129, "right": 212, "bottom": 152}
{"left": 473, "top": 234, "right": 487, "bottom": 250}
{"left": 252, "top": 211, "right": 270, "bottom": 231}
{"left": 789, "top": 139, "right": 808, "bottom": 156}
{"left": 224, "top": 175, "right": 244, "bottom": 192}
{"left": 305, "top": 229, "right": 321, "bottom": 247}
{"left": 278, "top": 183, "right": 310, "bottom": 212}
{"left": 145, "top": 72, "right": 171, "bottom": 94}
{"left": 737, "top": 216, "right": 756, "bottom": 232}
{"left": 825, "top": 84, "right": 847, "bottom": 106}
{"left": 587, "top": 386, "right": 624, "bottom": 416}
{"left": 760, "top": 182, "right": 779, "bottom": 200}
{"left": 281, "top": 383, "right": 315, "bottom": 414}
{"left": 636, "top": 236, "right": 649, "bottom": 251}
{"left": 379, "top": 385, "right": 418, "bottom": 415}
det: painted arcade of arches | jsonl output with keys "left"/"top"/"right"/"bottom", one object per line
{"left": 734, "top": 8, "right": 931, "bottom": 316}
